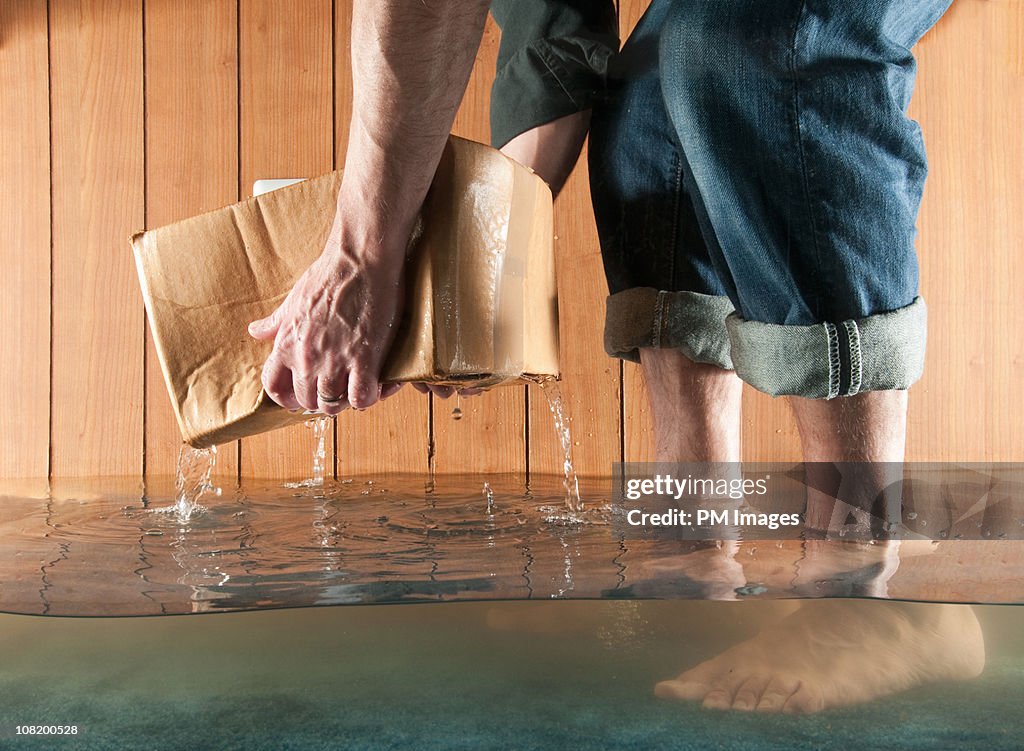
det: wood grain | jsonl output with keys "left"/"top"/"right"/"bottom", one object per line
{"left": 49, "top": 0, "right": 145, "bottom": 477}
{"left": 238, "top": 0, "right": 335, "bottom": 480}
{"left": 143, "top": 0, "right": 239, "bottom": 481}
{"left": 432, "top": 16, "right": 528, "bottom": 475}
{"left": 333, "top": 1, "right": 430, "bottom": 476}
{"left": 907, "top": 0, "right": 1024, "bottom": 461}
{"left": 0, "top": 0, "right": 50, "bottom": 481}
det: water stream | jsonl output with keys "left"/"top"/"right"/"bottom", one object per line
{"left": 528, "top": 377, "right": 582, "bottom": 513}
{"left": 284, "top": 416, "right": 330, "bottom": 489}
{"left": 162, "top": 444, "right": 218, "bottom": 522}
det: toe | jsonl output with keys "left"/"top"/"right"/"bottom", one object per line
{"left": 732, "top": 674, "right": 771, "bottom": 712}
{"left": 702, "top": 673, "right": 748, "bottom": 711}
{"left": 755, "top": 676, "right": 800, "bottom": 713}
{"left": 702, "top": 686, "right": 735, "bottom": 710}
{"left": 654, "top": 679, "right": 707, "bottom": 702}
{"left": 783, "top": 685, "right": 825, "bottom": 715}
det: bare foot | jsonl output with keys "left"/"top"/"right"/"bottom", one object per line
{"left": 655, "top": 600, "right": 984, "bottom": 714}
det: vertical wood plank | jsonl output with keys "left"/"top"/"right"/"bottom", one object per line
{"left": 907, "top": 0, "right": 1024, "bottom": 462}
{"left": 333, "top": 1, "right": 430, "bottom": 476}
{"left": 740, "top": 389, "right": 801, "bottom": 462}
{"left": 50, "top": 0, "right": 145, "bottom": 477}
{"left": 528, "top": 157, "right": 621, "bottom": 480}
{"left": 622, "top": 362, "right": 653, "bottom": 461}
{"left": 238, "top": 0, "right": 334, "bottom": 479}
{"left": 432, "top": 16, "right": 528, "bottom": 475}
{"left": 0, "top": 1, "right": 50, "bottom": 481}
{"left": 143, "top": 0, "right": 239, "bottom": 481}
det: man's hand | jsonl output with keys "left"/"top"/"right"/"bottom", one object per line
{"left": 248, "top": 221, "right": 405, "bottom": 415}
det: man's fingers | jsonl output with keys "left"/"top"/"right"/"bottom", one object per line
{"left": 380, "top": 382, "right": 404, "bottom": 400}
{"left": 261, "top": 359, "right": 301, "bottom": 411}
{"left": 348, "top": 370, "right": 380, "bottom": 410}
{"left": 411, "top": 383, "right": 430, "bottom": 395}
{"left": 292, "top": 373, "right": 319, "bottom": 412}
{"left": 317, "top": 374, "right": 350, "bottom": 415}
{"left": 248, "top": 307, "right": 282, "bottom": 341}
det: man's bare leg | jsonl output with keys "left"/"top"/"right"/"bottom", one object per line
{"left": 638, "top": 348, "right": 748, "bottom": 599}
{"left": 657, "top": 388, "right": 985, "bottom": 713}
{"left": 638, "top": 348, "right": 742, "bottom": 463}
{"left": 790, "top": 390, "right": 907, "bottom": 530}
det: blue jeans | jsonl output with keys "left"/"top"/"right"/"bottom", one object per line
{"left": 590, "top": 0, "right": 951, "bottom": 398}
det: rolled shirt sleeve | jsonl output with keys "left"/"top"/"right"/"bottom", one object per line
{"left": 489, "top": 0, "right": 619, "bottom": 148}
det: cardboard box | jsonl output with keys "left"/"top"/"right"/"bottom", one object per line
{"left": 132, "top": 136, "right": 558, "bottom": 449}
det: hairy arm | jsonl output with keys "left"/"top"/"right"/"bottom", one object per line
{"left": 249, "top": 1, "right": 490, "bottom": 413}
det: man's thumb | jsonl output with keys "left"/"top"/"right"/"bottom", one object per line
{"left": 248, "top": 308, "right": 281, "bottom": 340}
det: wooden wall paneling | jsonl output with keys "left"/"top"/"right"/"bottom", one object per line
{"left": 0, "top": 0, "right": 50, "bottom": 485}
{"left": 432, "top": 16, "right": 528, "bottom": 475}
{"left": 740, "top": 390, "right": 801, "bottom": 462}
{"left": 907, "top": 0, "right": 1024, "bottom": 462}
{"left": 333, "top": 2, "right": 429, "bottom": 477}
{"left": 49, "top": 0, "right": 145, "bottom": 477}
{"left": 143, "top": 0, "right": 239, "bottom": 482}
{"left": 238, "top": 0, "right": 335, "bottom": 480}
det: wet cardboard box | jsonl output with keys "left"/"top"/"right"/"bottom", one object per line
{"left": 133, "top": 136, "right": 558, "bottom": 449}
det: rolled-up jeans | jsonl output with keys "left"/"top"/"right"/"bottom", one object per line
{"left": 589, "top": 0, "right": 952, "bottom": 399}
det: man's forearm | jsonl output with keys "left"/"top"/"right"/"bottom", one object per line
{"left": 338, "top": 0, "right": 491, "bottom": 261}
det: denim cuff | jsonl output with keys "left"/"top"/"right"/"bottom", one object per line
{"left": 604, "top": 288, "right": 735, "bottom": 368}
{"left": 726, "top": 297, "right": 928, "bottom": 399}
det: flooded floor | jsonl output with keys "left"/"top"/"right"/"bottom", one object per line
{"left": 0, "top": 600, "right": 1022, "bottom": 750}
{"left": 1, "top": 471, "right": 1022, "bottom": 616}
{"left": 1, "top": 469, "right": 1023, "bottom": 748}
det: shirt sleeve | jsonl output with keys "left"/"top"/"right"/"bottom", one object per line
{"left": 489, "top": 0, "right": 619, "bottom": 148}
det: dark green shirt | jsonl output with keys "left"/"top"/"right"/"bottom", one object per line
{"left": 489, "top": 1, "right": 619, "bottom": 148}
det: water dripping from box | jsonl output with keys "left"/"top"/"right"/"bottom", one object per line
{"left": 527, "top": 376, "right": 582, "bottom": 513}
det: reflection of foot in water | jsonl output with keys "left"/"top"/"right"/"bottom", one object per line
{"left": 655, "top": 600, "right": 984, "bottom": 714}
{"left": 630, "top": 540, "right": 746, "bottom": 601}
